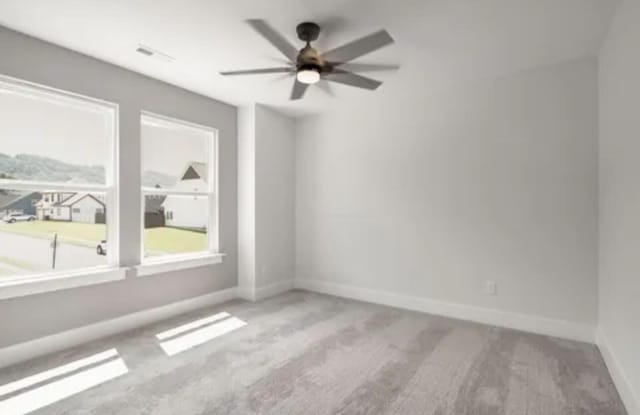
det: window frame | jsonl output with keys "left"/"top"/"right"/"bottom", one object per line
{"left": 0, "top": 74, "right": 120, "bottom": 290}
{"left": 139, "top": 111, "right": 219, "bottom": 266}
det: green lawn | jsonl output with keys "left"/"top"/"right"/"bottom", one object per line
{"left": 0, "top": 221, "right": 207, "bottom": 255}
{"left": 145, "top": 227, "right": 207, "bottom": 256}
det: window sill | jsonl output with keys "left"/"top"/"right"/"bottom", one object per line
{"left": 135, "top": 253, "right": 225, "bottom": 277}
{"left": 0, "top": 267, "right": 126, "bottom": 300}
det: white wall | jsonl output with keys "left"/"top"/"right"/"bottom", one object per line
{"left": 598, "top": 0, "right": 640, "bottom": 412}
{"left": 237, "top": 106, "right": 257, "bottom": 299}
{"left": 255, "top": 105, "right": 295, "bottom": 292}
{"left": 0, "top": 26, "right": 238, "bottom": 348}
{"left": 296, "top": 58, "right": 599, "bottom": 328}
{"left": 237, "top": 104, "right": 295, "bottom": 299}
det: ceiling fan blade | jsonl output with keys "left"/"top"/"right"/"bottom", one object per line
{"left": 323, "top": 70, "right": 382, "bottom": 90}
{"left": 316, "top": 80, "right": 334, "bottom": 97}
{"left": 334, "top": 63, "right": 399, "bottom": 73}
{"left": 322, "top": 30, "right": 394, "bottom": 64}
{"left": 291, "top": 79, "right": 310, "bottom": 100}
{"left": 247, "top": 19, "right": 299, "bottom": 62}
{"left": 220, "top": 67, "right": 293, "bottom": 76}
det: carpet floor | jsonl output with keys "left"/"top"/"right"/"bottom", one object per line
{"left": 0, "top": 290, "right": 627, "bottom": 415}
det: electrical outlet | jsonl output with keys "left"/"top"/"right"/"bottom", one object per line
{"left": 485, "top": 281, "right": 497, "bottom": 295}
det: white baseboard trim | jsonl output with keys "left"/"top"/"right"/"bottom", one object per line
{"left": 294, "top": 279, "right": 595, "bottom": 343}
{"left": 236, "top": 284, "right": 256, "bottom": 302}
{"left": 0, "top": 286, "right": 238, "bottom": 369}
{"left": 596, "top": 329, "right": 640, "bottom": 415}
{"left": 255, "top": 279, "right": 295, "bottom": 301}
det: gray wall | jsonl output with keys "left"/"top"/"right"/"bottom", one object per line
{"left": 0, "top": 26, "right": 237, "bottom": 347}
{"left": 296, "top": 57, "right": 599, "bottom": 325}
{"left": 598, "top": 0, "right": 640, "bottom": 410}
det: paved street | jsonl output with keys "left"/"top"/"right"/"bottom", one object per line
{"left": 0, "top": 230, "right": 105, "bottom": 276}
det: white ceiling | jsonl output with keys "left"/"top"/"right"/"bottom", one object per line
{"left": 0, "top": 0, "right": 619, "bottom": 117}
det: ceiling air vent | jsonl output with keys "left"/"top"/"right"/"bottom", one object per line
{"left": 136, "top": 46, "right": 154, "bottom": 56}
{"left": 135, "top": 44, "right": 175, "bottom": 62}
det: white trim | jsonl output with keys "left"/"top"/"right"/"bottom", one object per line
{"left": 135, "top": 253, "right": 225, "bottom": 277}
{"left": 0, "top": 180, "right": 107, "bottom": 193}
{"left": 0, "top": 73, "right": 120, "bottom": 275}
{"left": 139, "top": 111, "right": 219, "bottom": 259}
{"left": 141, "top": 188, "right": 209, "bottom": 197}
{"left": 141, "top": 111, "right": 218, "bottom": 137}
{"left": 0, "top": 267, "right": 126, "bottom": 300}
{"left": 236, "top": 284, "right": 256, "bottom": 302}
{"left": 596, "top": 329, "right": 640, "bottom": 415}
{"left": 0, "top": 286, "right": 238, "bottom": 369}
{"left": 255, "top": 279, "right": 295, "bottom": 301}
{"left": 294, "top": 279, "right": 595, "bottom": 343}
{"left": 0, "top": 73, "right": 117, "bottom": 113}
{"left": 106, "top": 101, "right": 120, "bottom": 270}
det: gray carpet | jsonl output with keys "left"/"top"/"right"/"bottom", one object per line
{"left": 0, "top": 290, "right": 627, "bottom": 414}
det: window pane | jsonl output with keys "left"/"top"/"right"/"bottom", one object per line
{"left": 0, "top": 188, "right": 107, "bottom": 278}
{"left": 141, "top": 114, "right": 212, "bottom": 191}
{"left": 0, "top": 79, "right": 113, "bottom": 185}
{"left": 143, "top": 194, "right": 209, "bottom": 258}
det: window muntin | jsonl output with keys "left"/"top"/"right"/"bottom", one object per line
{"left": 0, "top": 76, "right": 117, "bottom": 281}
{"left": 140, "top": 113, "right": 217, "bottom": 261}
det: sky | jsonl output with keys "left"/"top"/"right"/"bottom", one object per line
{"left": 0, "top": 87, "right": 110, "bottom": 167}
{"left": 141, "top": 117, "right": 210, "bottom": 179}
{"left": 0, "top": 85, "right": 211, "bottom": 180}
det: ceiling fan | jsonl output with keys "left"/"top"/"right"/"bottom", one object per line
{"left": 220, "top": 20, "right": 397, "bottom": 100}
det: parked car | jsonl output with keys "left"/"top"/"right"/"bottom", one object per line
{"left": 96, "top": 240, "right": 107, "bottom": 256}
{"left": 2, "top": 213, "right": 36, "bottom": 223}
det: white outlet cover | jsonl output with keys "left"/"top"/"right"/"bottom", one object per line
{"left": 485, "top": 281, "right": 497, "bottom": 295}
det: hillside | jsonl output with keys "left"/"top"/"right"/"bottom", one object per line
{"left": 0, "top": 153, "right": 175, "bottom": 187}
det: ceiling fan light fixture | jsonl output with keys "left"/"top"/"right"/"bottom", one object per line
{"left": 296, "top": 67, "right": 320, "bottom": 84}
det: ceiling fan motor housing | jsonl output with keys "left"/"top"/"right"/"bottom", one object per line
{"left": 296, "top": 22, "right": 320, "bottom": 42}
{"left": 297, "top": 44, "right": 325, "bottom": 73}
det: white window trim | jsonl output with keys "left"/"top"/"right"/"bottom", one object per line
{"left": 0, "top": 74, "right": 120, "bottom": 296}
{"left": 139, "top": 111, "right": 221, "bottom": 269}
{"left": 135, "top": 252, "right": 225, "bottom": 277}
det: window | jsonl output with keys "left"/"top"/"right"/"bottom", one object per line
{"left": 140, "top": 112, "right": 217, "bottom": 260}
{"left": 0, "top": 76, "right": 117, "bottom": 281}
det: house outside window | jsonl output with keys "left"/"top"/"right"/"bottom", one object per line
{"left": 0, "top": 75, "right": 118, "bottom": 282}
{"left": 140, "top": 112, "right": 217, "bottom": 261}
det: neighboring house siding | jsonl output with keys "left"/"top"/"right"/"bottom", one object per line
{"left": 50, "top": 206, "right": 71, "bottom": 221}
{"left": 36, "top": 192, "right": 74, "bottom": 220}
{"left": 35, "top": 192, "right": 105, "bottom": 223}
{"left": 162, "top": 172, "right": 208, "bottom": 230}
{"left": 163, "top": 194, "right": 207, "bottom": 230}
{"left": 70, "top": 196, "right": 104, "bottom": 224}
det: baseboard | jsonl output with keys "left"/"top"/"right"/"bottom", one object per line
{"left": 294, "top": 279, "right": 595, "bottom": 343}
{"left": 236, "top": 284, "right": 256, "bottom": 301}
{"left": 255, "top": 279, "right": 294, "bottom": 301}
{"left": 0, "top": 286, "right": 238, "bottom": 369}
{"left": 597, "top": 329, "right": 640, "bottom": 415}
